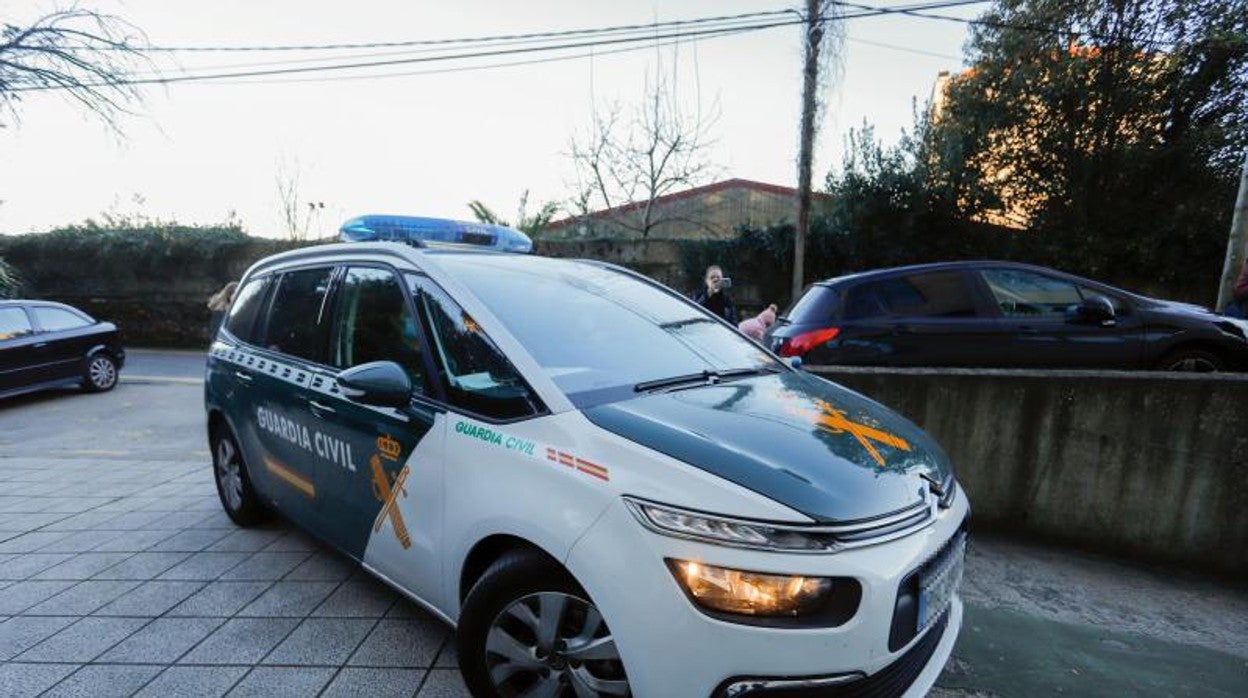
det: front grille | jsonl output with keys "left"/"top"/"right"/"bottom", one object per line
{"left": 712, "top": 610, "right": 951, "bottom": 698}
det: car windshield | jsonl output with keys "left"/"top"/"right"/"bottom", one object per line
{"left": 432, "top": 254, "right": 780, "bottom": 407}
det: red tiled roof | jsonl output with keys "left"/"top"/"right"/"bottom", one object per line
{"left": 544, "top": 178, "right": 830, "bottom": 230}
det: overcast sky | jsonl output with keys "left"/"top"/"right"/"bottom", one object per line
{"left": 0, "top": 1, "right": 979, "bottom": 237}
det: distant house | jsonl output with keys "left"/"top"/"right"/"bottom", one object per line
{"left": 541, "top": 178, "right": 833, "bottom": 241}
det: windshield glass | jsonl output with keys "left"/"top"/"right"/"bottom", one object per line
{"left": 432, "top": 254, "right": 780, "bottom": 406}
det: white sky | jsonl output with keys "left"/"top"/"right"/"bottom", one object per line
{"left": 0, "top": 1, "right": 977, "bottom": 237}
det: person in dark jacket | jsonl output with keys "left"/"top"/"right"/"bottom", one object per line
{"left": 693, "top": 265, "right": 737, "bottom": 324}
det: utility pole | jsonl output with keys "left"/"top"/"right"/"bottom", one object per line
{"left": 794, "top": 0, "right": 824, "bottom": 304}
{"left": 1217, "top": 152, "right": 1248, "bottom": 310}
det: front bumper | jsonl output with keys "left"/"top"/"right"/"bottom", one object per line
{"left": 565, "top": 488, "right": 969, "bottom": 698}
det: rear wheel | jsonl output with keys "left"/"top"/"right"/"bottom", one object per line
{"left": 1156, "top": 347, "right": 1225, "bottom": 373}
{"left": 458, "top": 549, "right": 630, "bottom": 697}
{"left": 212, "top": 426, "right": 268, "bottom": 526}
{"left": 83, "top": 353, "right": 118, "bottom": 392}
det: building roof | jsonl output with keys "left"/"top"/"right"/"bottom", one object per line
{"left": 544, "top": 178, "right": 831, "bottom": 231}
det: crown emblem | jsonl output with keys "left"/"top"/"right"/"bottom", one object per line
{"left": 377, "top": 435, "right": 402, "bottom": 461}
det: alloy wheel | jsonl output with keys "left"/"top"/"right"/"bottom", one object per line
{"left": 215, "top": 437, "right": 244, "bottom": 511}
{"left": 485, "top": 591, "right": 630, "bottom": 697}
{"left": 89, "top": 356, "right": 117, "bottom": 389}
{"left": 1166, "top": 356, "right": 1218, "bottom": 372}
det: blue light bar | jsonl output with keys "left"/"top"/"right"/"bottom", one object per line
{"left": 339, "top": 215, "right": 533, "bottom": 253}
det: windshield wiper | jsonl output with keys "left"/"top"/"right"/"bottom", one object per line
{"left": 634, "top": 366, "right": 781, "bottom": 393}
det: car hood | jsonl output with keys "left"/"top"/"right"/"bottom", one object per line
{"left": 582, "top": 370, "right": 952, "bottom": 523}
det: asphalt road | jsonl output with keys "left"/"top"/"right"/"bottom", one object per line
{"left": 1, "top": 352, "right": 1244, "bottom": 697}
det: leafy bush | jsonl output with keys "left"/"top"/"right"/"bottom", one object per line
{"left": 0, "top": 257, "right": 20, "bottom": 299}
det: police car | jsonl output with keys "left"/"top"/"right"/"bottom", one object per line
{"left": 205, "top": 216, "right": 968, "bottom": 698}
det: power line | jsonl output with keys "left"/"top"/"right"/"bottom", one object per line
{"left": 111, "top": 9, "right": 798, "bottom": 53}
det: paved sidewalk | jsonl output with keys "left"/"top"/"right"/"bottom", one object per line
{"left": 0, "top": 386, "right": 468, "bottom": 698}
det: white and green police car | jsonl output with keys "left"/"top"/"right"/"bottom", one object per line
{"left": 205, "top": 216, "right": 968, "bottom": 698}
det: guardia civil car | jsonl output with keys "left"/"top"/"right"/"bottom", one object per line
{"left": 205, "top": 216, "right": 968, "bottom": 698}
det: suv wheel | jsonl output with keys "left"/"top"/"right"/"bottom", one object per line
{"left": 1156, "top": 347, "right": 1225, "bottom": 373}
{"left": 458, "top": 549, "right": 631, "bottom": 697}
{"left": 212, "top": 426, "right": 269, "bottom": 526}
{"left": 83, "top": 353, "right": 118, "bottom": 392}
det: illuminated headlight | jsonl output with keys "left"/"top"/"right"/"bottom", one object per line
{"left": 624, "top": 498, "right": 831, "bottom": 552}
{"left": 667, "top": 559, "right": 835, "bottom": 617}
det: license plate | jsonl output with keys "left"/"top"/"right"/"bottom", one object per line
{"left": 917, "top": 534, "right": 966, "bottom": 633}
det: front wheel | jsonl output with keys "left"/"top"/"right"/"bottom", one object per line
{"left": 83, "top": 353, "right": 118, "bottom": 392}
{"left": 458, "top": 549, "right": 631, "bottom": 697}
{"left": 1156, "top": 347, "right": 1225, "bottom": 373}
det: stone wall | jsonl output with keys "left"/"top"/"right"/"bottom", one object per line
{"left": 810, "top": 366, "right": 1248, "bottom": 576}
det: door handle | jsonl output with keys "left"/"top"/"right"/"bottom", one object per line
{"left": 308, "top": 399, "right": 336, "bottom": 414}
{"left": 234, "top": 371, "right": 253, "bottom": 382}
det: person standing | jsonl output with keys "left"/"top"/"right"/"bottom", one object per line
{"left": 1228, "top": 259, "right": 1248, "bottom": 318}
{"left": 693, "top": 265, "right": 737, "bottom": 324}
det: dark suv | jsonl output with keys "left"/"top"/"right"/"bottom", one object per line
{"left": 766, "top": 261, "right": 1248, "bottom": 371}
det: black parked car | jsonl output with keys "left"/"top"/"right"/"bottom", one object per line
{"left": 0, "top": 300, "right": 126, "bottom": 399}
{"left": 767, "top": 261, "right": 1248, "bottom": 372}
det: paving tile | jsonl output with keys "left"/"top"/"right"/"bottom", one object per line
{"left": 198, "top": 509, "right": 247, "bottom": 529}
{"left": 158, "top": 552, "right": 250, "bottom": 580}
{"left": 0, "top": 531, "right": 72, "bottom": 553}
{"left": 312, "top": 580, "right": 398, "bottom": 618}
{"left": 16, "top": 616, "right": 150, "bottom": 662}
{"left": 0, "top": 580, "right": 78, "bottom": 614}
{"left": 208, "top": 529, "right": 284, "bottom": 553}
{"left": 218, "top": 552, "right": 311, "bottom": 581}
{"left": 321, "top": 667, "right": 426, "bottom": 698}
{"left": 434, "top": 642, "right": 457, "bottom": 668}
{"left": 99, "top": 616, "right": 225, "bottom": 663}
{"left": 36, "top": 530, "right": 124, "bottom": 554}
{"left": 24, "top": 580, "right": 141, "bottom": 616}
{"left": 93, "top": 551, "right": 191, "bottom": 580}
{"left": 415, "top": 669, "right": 471, "bottom": 698}
{"left": 227, "top": 666, "right": 336, "bottom": 698}
{"left": 284, "top": 551, "right": 357, "bottom": 582}
{"left": 99, "top": 510, "right": 170, "bottom": 530}
{"left": 262, "top": 617, "right": 376, "bottom": 666}
{"left": 43, "top": 664, "right": 163, "bottom": 698}
{"left": 178, "top": 617, "right": 300, "bottom": 665}
{"left": 0, "top": 662, "right": 79, "bottom": 698}
{"left": 90, "top": 529, "right": 178, "bottom": 553}
{"left": 135, "top": 665, "right": 250, "bottom": 698}
{"left": 31, "top": 552, "right": 135, "bottom": 580}
{"left": 348, "top": 618, "right": 447, "bottom": 668}
{"left": 167, "top": 581, "right": 273, "bottom": 617}
{"left": 41, "top": 510, "right": 121, "bottom": 532}
{"left": 93, "top": 580, "right": 205, "bottom": 616}
{"left": 146, "top": 510, "right": 217, "bottom": 530}
{"left": 148, "top": 528, "right": 233, "bottom": 552}
{"left": 237, "top": 581, "right": 338, "bottom": 618}
{"left": 0, "top": 553, "right": 76, "bottom": 580}
{"left": 0, "top": 616, "right": 78, "bottom": 660}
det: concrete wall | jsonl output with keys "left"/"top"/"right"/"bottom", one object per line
{"left": 810, "top": 367, "right": 1248, "bottom": 576}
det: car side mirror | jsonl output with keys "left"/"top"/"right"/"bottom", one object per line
{"left": 337, "top": 361, "right": 412, "bottom": 408}
{"left": 1071, "top": 295, "right": 1116, "bottom": 326}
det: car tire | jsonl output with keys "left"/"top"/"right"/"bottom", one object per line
{"left": 82, "top": 353, "right": 119, "bottom": 392}
{"left": 211, "top": 426, "right": 269, "bottom": 527}
{"left": 1156, "top": 347, "right": 1225, "bottom": 373}
{"left": 458, "top": 548, "right": 631, "bottom": 698}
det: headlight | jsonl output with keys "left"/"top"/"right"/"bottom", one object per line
{"left": 667, "top": 559, "right": 835, "bottom": 617}
{"left": 1221, "top": 317, "right": 1248, "bottom": 339}
{"left": 624, "top": 498, "right": 831, "bottom": 552}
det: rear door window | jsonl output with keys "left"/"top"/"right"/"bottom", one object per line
{"left": 785, "top": 285, "right": 840, "bottom": 324}
{"left": 0, "top": 307, "right": 34, "bottom": 341}
{"left": 32, "top": 307, "right": 91, "bottom": 331}
{"left": 261, "top": 267, "right": 336, "bottom": 363}
{"left": 851, "top": 271, "right": 979, "bottom": 319}
{"left": 332, "top": 266, "right": 430, "bottom": 394}
{"left": 981, "top": 269, "right": 1081, "bottom": 318}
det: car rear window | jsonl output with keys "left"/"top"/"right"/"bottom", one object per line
{"left": 0, "top": 307, "right": 34, "bottom": 340}
{"left": 785, "top": 285, "right": 840, "bottom": 324}
{"left": 849, "top": 271, "right": 978, "bottom": 319}
{"left": 224, "top": 276, "right": 272, "bottom": 343}
{"left": 32, "top": 306, "right": 91, "bottom": 331}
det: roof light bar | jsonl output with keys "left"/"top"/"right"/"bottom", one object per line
{"left": 339, "top": 215, "right": 533, "bottom": 253}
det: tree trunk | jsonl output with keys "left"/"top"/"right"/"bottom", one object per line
{"left": 794, "top": 0, "right": 823, "bottom": 304}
